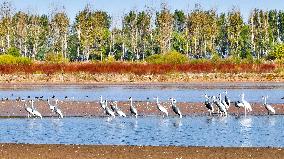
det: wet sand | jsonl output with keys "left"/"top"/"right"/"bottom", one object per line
{"left": 0, "top": 100, "right": 283, "bottom": 117}
{"left": 0, "top": 144, "right": 284, "bottom": 159}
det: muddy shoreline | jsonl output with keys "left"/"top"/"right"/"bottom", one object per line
{"left": 0, "top": 100, "right": 283, "bottom": 117}
{"left": 0, "top": 144, "right": 283, "bottom": 159}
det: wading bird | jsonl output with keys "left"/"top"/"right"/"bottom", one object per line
{"left": 129, "top": 97, "right": 138, "bottom": 118}
{"left": 213, "top": 94, "right": 227, "bottom": 116}
{"left": 47, "top": 98, "right": 56, "bottom": 112}
{"left": 204, "top": 94, "right": 214, "bottom": 116}
{"left": 104, "top": 100, "right": 115, "bottom": 118}
{"left": 169, "top": 98, "right": 182, "bottom": 118}
{"left": 240, "top": 93, "right": 252, "bottom": 116}
{"left": 27, "top": 100, "right": 42, "bottom": 119}
{"left": 54, "top": 99, "right": 63, "bottom": 118}
{"left": 99, "top": 96, "right": 106, "bottom": 109}
{"left": 223, "top": 91, "right": 231, "bottom": 109}
{"left": 262, "top": 96, "right": 275, "bottom": 115}
{"left": 113, "top": 101, "right": 126, "bottom": 117}
{"left": 154, "top": 97, "right": 168, "bottom": 117}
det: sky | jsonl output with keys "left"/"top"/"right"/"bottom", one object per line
{"left": 7, "top": 0, "right": 284, "bottom": 24}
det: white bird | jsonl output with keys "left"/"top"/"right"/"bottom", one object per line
{"left": 154, "top": 97, "right": 168, "bottom": 117}
{"left": 129, "top": 97, "right": 138, "bottom": 118}
{"left": 47, "top": 98, "right": 56, "bottom": 112}
{"left": 262, "top": 96, "right": 275, "bottom": 115}
{"left": 30, "top": 100, "right": 42, "bottom": 119}
{"left": 169, "top": 98, "right": 182, "bottom": 118}
{"left": 24, "top": 104, "right": 33, "bottom": 118}
{"left": 54, "top": 99, "right": 63, "bottom": 118}
{"left": 104, "top": 100, "right": 115, "bottom": 118}
{"left": 204, "top": 94, "right": 214, "bottom": 116}
{"left": 113, "top": 101, "right": 126, "bottom": 117}
{"left": 240, "top": 93, "right": 252, "bottom": 116}
{"left": 99, "top": 96, "right": 106, "bottom": 109}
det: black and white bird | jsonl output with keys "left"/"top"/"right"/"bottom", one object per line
{"left": 104, "top": 100, "right": 115, "bottom": 118}
{"left": 262, "top": 96, "right": 275, "bottom": 115}
{"left": 204, "top": 94, "right": 214, "bottom": 116}
{"left": 99, "top": 96, "right": 106, "bottom": 110}
{"left": 112, "top": 101, "right": 126, "bottom": 117}
{"left": 169, "top": 98, "right": 182, "bottom": 118}
{"left": 154, "top": 97, "right": 168, "bottom": 117}
{"left": 223, "top": 91, "right": 231, "bottom": 109}
{"left": 129, "top": 97, "right": 138, "bottom": 118}
{"left": 213, "top": 94, "right": 227, "bottom": 116}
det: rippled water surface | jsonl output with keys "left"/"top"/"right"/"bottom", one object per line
{"left": 1, "top": 116, "right": 284, "bottom": 147}
{"left": 0, "top": 83, "right": 284, "bottom": 103}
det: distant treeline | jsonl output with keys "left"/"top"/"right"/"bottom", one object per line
{"left": 0, "top": 1, "right": 284, "bottom": 62}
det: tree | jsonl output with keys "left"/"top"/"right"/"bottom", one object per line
{"left": 50, "top": 11, "right": 69, "bottom": 58}
{"left": 0, "top": 1, "right": 13, "bottom": 51}
{"left": 227, "top": 8, "right": 243, "bottom": 57}
{"left": 156, "top": 3, "right": 173, "bottom": 54}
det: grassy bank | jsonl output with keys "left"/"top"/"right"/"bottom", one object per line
{"left": 0, "top": 62, "right": 282, "bottom": 83}
{"left": 0, "top": 62, "right": 280, "bottom": 74}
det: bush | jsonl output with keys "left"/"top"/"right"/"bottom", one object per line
{"left": 268, "top": 44, "right": 284, "bottom": 60}
{"left": 146, "top": 51, "right": 188, "bottom": 64}
{"left": 45, "top": 52, "right": 68, "bottom": 64}
{"left": 163, "top": 51, "right": 188, "bottom": 64}
{"left": 0, "top": 55, "right": 31, "bottom": 64}
{"left": 145, "top": 54, "right": 164, "bottom": 64}
{"left": 103, "top": 55, "right": 116, "bottom": 63}
{"left": 5, "top": 47, "right": 21, "bottom": 57}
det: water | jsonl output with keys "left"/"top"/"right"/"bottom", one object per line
{"left": 0, "top": 116, "right": 284, "bottom": 147}
{"left": 1, "top": 83, "right": 284, "bottom": 103}
{"left": 1, "top": 83, "right": 284, "bottom": 147}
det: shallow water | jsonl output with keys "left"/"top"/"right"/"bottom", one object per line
{"left": 0, "top": 83, "right": 284, "bottom": 103}
{"left": 1, "top": 116, "right": 284, "bottom": 147}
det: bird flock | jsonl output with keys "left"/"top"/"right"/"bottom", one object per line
{"left": 7, "top": 91, "right": 278, "bottom": 119}
{"left": 204, "top": 92, "right": 275, "bottom": 117}
{"left": 24, "top": 97, "right": 63, "bottom": 119}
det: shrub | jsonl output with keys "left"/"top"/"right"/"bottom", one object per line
{"left": 268, "top": 44, "right": 284, "bottom": 60}
{"left": 103, "top": 55, "right": 116, "bottom": 63}
{"left": 0, "top": 55, "right": 31, "bottom": 64}
{"left": 5, "top": 47, "right": 21, "bottom": 57}
{"left": 163, "top": 51, "right": 188, "bottom": 64}
{"left": 145, "top": 54, "right": 164, "bottom": 64}
{"left": 45, "top": 52, "right": 68, "bottom": 64}
{"left": 146, "top": 51, "right": 188, "bottom": 64}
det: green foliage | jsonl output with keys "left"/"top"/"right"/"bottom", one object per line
{"left": 103, "top": 55, "right": 116, "bottom": 63}
{"left": 0, "top": 55, "right": 31, "bottom": 64}
{"left": 163, "top": 51, "right": 188, "bottom": 64}
{"left": 5, "top": 47, "right": 21, "bottom": 57}
{"left": 45, "top": 52, "right": 68, "bottom": 64}
{"left": 146, "top": 51, "right": 188, "bottom": 64}
{"left": 146, "top": 54, "right": 164, "bottom": 64}
{"left": 268, "top": 44, "right": 284, "bottom": 60}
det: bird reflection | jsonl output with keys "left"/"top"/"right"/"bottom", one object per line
{"left": 173, "top": 119, "right": 182, "bottom": 127}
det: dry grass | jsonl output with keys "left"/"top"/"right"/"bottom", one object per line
{"left": 0, "top": 62, "right": 278, "bottom": 75}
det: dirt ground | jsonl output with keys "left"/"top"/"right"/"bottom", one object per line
{"left": 0, "top": 144, "right": 283, "bottom": 159}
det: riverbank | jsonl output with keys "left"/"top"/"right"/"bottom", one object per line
{"left": 0, "top": 72, "right": 283, "bottom": 84}
{"left": 0, "top": 143, "right": 283, "bottom": 159}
